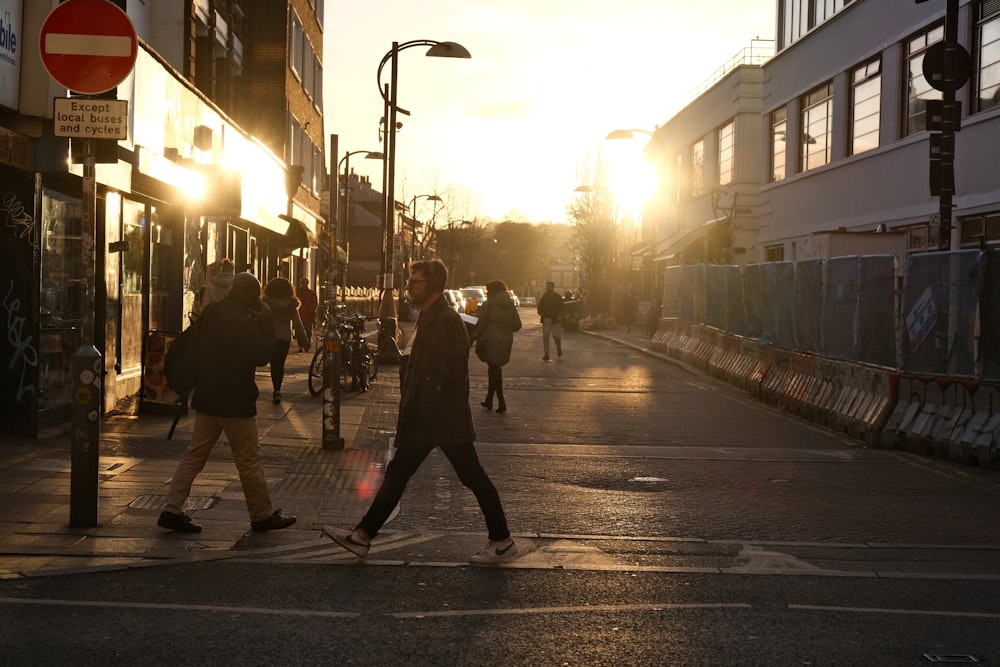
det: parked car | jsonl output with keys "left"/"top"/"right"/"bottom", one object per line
{"left": 507, "top": 290, "right": 520, "bottom": 307}
{"left": 443, "top": 289, "right": 465, "bottom": 313}
{"left": 520, "top": 295, "right": 537, "bottom": 307}
{"left": 460, "top": 286, "right": 487, "bottom": 315}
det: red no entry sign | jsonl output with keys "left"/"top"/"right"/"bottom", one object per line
{"left": 39, "top": 0, "right": 138, "bottom": 95}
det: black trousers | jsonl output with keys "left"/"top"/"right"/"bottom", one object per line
{"left": 357, "top": 440, "right": 511, "bottom": 542}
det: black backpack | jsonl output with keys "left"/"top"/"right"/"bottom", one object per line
{"left": 164, "top": 320, "right": 202, "bottom": 395}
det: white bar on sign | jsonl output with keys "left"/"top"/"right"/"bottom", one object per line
{"left": 45, "top": 34, "right": 132, "bottom": 58}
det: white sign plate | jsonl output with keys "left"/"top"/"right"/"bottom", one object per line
{"left": 53, "top": 97, "right": 128, "bottom": 139}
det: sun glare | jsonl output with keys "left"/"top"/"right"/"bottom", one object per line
{"left": 604, "top": 142, "right": 658, "bottom": 216}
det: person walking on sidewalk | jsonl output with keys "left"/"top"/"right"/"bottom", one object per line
{"left": 325, "top": 259, "right": 518, "bottom": 564}
{"left": 158, "top": 272, "right": 297, "bottom": 534}
{"left": 474, "top": 279, "right": 521, "bottom": 413}
{"left": 621, "top": 284, "right": 638, "bottom": 333}
{"left": 263, "top": 276, "right": 310, "bottom": 404}
{"left": 537, "top": 280, "right": 563, "bottom": 361}
{"left": 296, "top": 276, "right": 318, "bottom": 351}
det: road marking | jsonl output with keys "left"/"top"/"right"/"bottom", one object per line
{"left": 0, "top": 597, "right": 359, "bottom": 618}
{"left": 790, "top": 604, "right": 1000, "bottom": 620}
{"left": 392, "top": 602, "right": 752, "bottom": 619}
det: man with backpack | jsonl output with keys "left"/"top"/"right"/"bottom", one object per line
{"left": 157, "top": 272, "right": 296, "bottom": 533}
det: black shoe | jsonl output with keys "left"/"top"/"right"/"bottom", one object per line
{"left": 251, "top": 509, "right": 296, "bottom": 532}
{"left": 157, "top": 510, "right": 202, "bottom": 533}
{"left": 542, "top": 356, "right": 550, "bottom": 361}
{"left": 496, "top": 404, "right": 507, "bottom": 413}
{"left": 481, "top": 401, "right": 492, "bottom": 410}
{"left": 273, "top": 391, "right": 281, "bottom": 404}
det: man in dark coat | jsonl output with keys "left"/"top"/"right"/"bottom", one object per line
{"left": 157, "top": 272, "right": 296, "bottom": 533}
{"left": 325, "top": 259, "right": 517, "bottom": 564}
{"left": 537, "top": 280, "right": 563, "bottom": 360}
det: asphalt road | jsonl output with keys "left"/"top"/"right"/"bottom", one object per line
{"left": 2, "top": 313, "right": 998, "bottom": 665}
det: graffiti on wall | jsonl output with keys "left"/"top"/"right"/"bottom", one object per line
{"left": 2, "top": 191, "right": 36, "bottom": 244}
{"left": 3, "top": 280, "right": 37, "bottom": 403}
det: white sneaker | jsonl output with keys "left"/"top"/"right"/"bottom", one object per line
{"left": 323, "top": 526, "right": 370, "bottom": 558}
{"left": 469, "top": 538, "right": 518, "bottom": 564}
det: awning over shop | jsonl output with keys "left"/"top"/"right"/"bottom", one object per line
{"left": 279, "top": 214, "right": 319, "bottom": 249}
{"left": 655, "top": 216, "right": 728, "bottom": 263}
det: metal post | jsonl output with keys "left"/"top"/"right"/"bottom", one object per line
{"left": 70, "top": 138, "right": 102, "bottom": 526}
{"left": 378, "top": 49, "right": 402, "bottom": 364}
{"left": 323, "top": 134, "right": 344, "bottom": 449}
{"left": 938, "top": 0, "right": 959, "bottom": 250}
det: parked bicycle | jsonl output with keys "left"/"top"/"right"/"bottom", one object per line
{"left": 308, "top": 313, "right": 378, "bottom": 396}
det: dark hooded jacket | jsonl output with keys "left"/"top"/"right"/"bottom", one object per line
{"left": 473, "top": 290, "right": 521, "bottom": 366}
{"left": 394, "top": 296, "right": 475, "bottom": 449}
{"left": 191, "top": 293, "right": 274, "bottom": 418}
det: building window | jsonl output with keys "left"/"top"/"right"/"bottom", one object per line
{"left": 691, "top": 140, "right": 704, "bottom": 197}
{"left": 780, "top": 0, "right": 856, "bottom": 49}
{"left": 960, "top": 212, "right": 1000, "bottom": 248}
{"left": 851, "top": 58, "right": 881, "bottom": 155}
{"left": 905, "top": 24, "right": 945, "bottom": 136}
{"left": 771, "top": 106, "right": 787, "bottom": 182}
{"left": 975, "top": 1, "right": 1000, "bottom": 113}
{"left": 289, "top": 11, "right": 303, "bottom": 80}
{"left": 675, "top": 152, "right": 683, "bottom": 203}
{"left": 765, "top": 244, "right": 785, "bottom": 261}
{"left": 718, "top": 121, "right": 735, "bottom": 186}
{"left": 801, "top": 82, "right": 832, "bottom": 171}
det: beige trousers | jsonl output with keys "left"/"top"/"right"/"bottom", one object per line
{"left": 165, "top": 411, "right": 273, "bottom": 522}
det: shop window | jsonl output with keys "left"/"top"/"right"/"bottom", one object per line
{"left": 765, "top": 244, "right": 785, "bottom": 261}
{"left": 960, "top": 212, "right": 1000, "bottom": 249}
{"left": 39, "top": 190, "right": 84, "bottom": 410}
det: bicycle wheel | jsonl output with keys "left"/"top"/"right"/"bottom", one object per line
{"left": 307, "top": 347, "right": 324, "bottom": 397}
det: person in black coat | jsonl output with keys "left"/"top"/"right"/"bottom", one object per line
{"left": 474, "top": 279, "right": 521, "bottom": 413}
{"left": 157, "top": 272, "right": 296, "bottom": 534}
{"left": 325, "top": 259, "right": 518, "bottom": 565}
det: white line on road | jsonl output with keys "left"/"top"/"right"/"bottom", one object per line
{"left": 790, "top": 604, "right": 1000, "bottom": 620}
{"left": 392, "top": 602, "right": 753, "bottom": 619}
{"left": 0, "top": 597, "right": 359, "bottom": 619}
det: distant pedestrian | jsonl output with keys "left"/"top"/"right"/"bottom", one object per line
{"left": 202, "top": 258, "right": 235, "bottom": 308}
{"left": 474, "top": 279, "right": 522, "bottom": 413}
{"left": 324, "top": 259, "right": 518, "bottom": 565}
{"left": 158, "top": 272, "right": 296, "bottom": 534}
{"left": 537, "top": 281, "right": 563, "bottom": 360}
{"left": 621, "top": 284, "right": 637, "bottom": 333}
{"left": 263, "top": 277, "right": 310, "bottom": 404}
{"left": 296, "top": 277, "right": 318, "bottom": 351}
{"left": 646, "top": 290, "right": 663, "bottom": 338}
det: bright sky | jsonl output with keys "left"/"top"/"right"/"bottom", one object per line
{"left": 324, "top": 1, "right": 775, "bottom": 224}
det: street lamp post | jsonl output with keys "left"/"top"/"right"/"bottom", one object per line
{"left": 408, "top": 193, "right": 442, "bottom": 262}
{"left": 376, "top": 39, "right": 470, "bottom": 363}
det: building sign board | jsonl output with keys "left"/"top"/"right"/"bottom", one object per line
{"left": 0, "top": 0, "right": 22, "bottom": 109}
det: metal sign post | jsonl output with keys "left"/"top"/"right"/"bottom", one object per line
{"left": 323, "top": 134, "right": 344, "bottom": 450}
{"left": 69, "top": 139, "right": 102, "bottom": 526}
{"left": 40, "top": 0, "right": 138, "bottom": 526}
